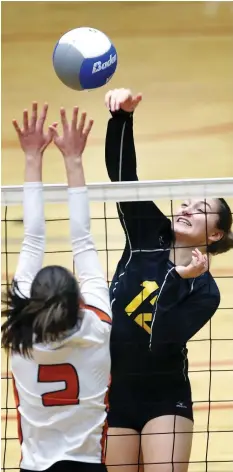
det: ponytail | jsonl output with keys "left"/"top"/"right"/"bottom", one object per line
{"left": 1, "top": 277, "right": 80, "bottom": 358}
{"left": 2, "top": 281, "right": 32, "bottom": 357}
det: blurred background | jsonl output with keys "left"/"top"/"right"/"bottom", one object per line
{"left": 1, "top": 2, "right": 233, "bottom": 471}
{"left": 2, "top": 1, "right": 233, "bottom": 185}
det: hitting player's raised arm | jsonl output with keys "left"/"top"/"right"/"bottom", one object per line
{"left": 105, "top": 92, "right": 171, "bottom": 250}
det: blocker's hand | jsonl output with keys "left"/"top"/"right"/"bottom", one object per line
{"left": 12, "top": 102, "right": 57, "bottom": 158}
{"left": 50, "top": 107, "right": 94, "bottom": 159}
{"left": 105, "top": 88, "right": 142, "bottom": 113}
{"left": 175, "top": 248, "right": 209, "bottom": 279}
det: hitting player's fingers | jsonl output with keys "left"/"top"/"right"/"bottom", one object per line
{"left": 133, "top": 93, "right": 143, "bottom": 107}
{"left": 110, "top": 92, "right": 117, "bottom": 112}
{"left": 105, "top": 91, "right": 112, "bottom": 109}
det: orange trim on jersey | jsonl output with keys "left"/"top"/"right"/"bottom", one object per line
{"left": 101, "top": 382, "right": 110, "bottom": 463}
{"left": 101, "top": 417, "right": 108, "bottom": 463}
{"left": 83, "top": 304, "right": 112, "bottom": 325}
{"left": 12, "top": 375, "right": 23, "bottom": 462}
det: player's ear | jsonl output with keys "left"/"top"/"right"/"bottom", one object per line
{"left": 208, "top": 230, "right": 224, "bottom": 243}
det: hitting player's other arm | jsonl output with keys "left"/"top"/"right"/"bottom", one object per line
{"left": 150, "top": 268, "right": 220, "bottom": 348}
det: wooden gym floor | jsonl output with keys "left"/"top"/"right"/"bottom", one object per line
{"left": 1, "top": 2, "right": 233, "bottom": 471}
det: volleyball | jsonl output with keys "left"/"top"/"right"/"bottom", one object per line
{"left": 53, "top": 27, "right": 118, "bottom": 91}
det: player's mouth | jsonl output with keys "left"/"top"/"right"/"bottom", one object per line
{"left": 176, "top": 217, "right": 192, "bottom": 227}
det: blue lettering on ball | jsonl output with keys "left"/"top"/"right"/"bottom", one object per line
{"left": 79, "top": 44, "right": 117, "bottom": 90}
{"left": 92, "top": 54, "right": 117, "bottom": 74}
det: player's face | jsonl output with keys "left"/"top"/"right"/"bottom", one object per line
{"left": 173, "top": 198, "right": 223, "bottom": 248}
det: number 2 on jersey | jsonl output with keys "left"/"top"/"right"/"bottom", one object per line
{"left": 38, "top": 364, "right": 80, "bottom": 407}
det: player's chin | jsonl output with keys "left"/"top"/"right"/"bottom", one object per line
{"left": 173, "top": 221, "right": 193, "bottom": 236}
{"left": 173, "top": 223, "right": 198, "bottom": 248}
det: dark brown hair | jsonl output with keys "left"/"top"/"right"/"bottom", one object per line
{"left": 207, "top": 198, "right": 233, "bottom": 255}
{"left": 1, "top": 265, "right": 82, "bottom": 357}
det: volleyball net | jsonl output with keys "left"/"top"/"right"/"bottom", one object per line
{"left": 1, "top": 178, "right": 233, "bottom": 472}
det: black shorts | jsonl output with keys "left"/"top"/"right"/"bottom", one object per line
{"left": 21, "top": 461, "right": 107, "bottom": 472}
{"left": 108, "top": 379, "right": 193, "bottom": 432}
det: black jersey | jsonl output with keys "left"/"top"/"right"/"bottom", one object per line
{"left": 105, "top": 110, "right": 220, "bottom": 388}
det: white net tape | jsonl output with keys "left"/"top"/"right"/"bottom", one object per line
{"left": 1, "top": 177, "right": 233, "bottom": 205}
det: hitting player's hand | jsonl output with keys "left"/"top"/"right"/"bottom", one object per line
{"left": 176, "top": 249, "right": 209, "bottom": 279}
{"left": 105, "top": 88, "right": 142, "bottom": 113}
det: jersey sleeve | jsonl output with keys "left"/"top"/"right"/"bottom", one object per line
{"left": 105, "top": 110, "right": 171, "bottom": 250}
{"left": 14, "top": 182, "right": 45, "bottom": 298}
{"left": 150, "top": 268, "right": 220, "bottom": 349}
{"left": 68, "top": 187, "right": 111, "bottom": 320}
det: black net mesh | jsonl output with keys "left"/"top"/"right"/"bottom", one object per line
{"left": 1, "top": 198, "right": 233, "bottom": 472}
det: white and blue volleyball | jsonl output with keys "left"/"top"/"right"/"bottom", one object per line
{"left": 53, "top": 27, "right": 117, "bottom": 91}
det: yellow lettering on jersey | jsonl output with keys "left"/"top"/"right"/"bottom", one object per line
{"left": 150, "top": 296, "right": 157, "bottom": 305}
{"left": 134, "top": 313, "right": 152, "bottom": 334}
{"left": 125, "top": 281, "right": 159, "bottom": 334}
{"left": 125, "top": 281, "right": 158, "bottom": 315}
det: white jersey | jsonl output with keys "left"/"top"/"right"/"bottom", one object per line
{"left": 11, "top": 183, "right": 112, "bottom": 471}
